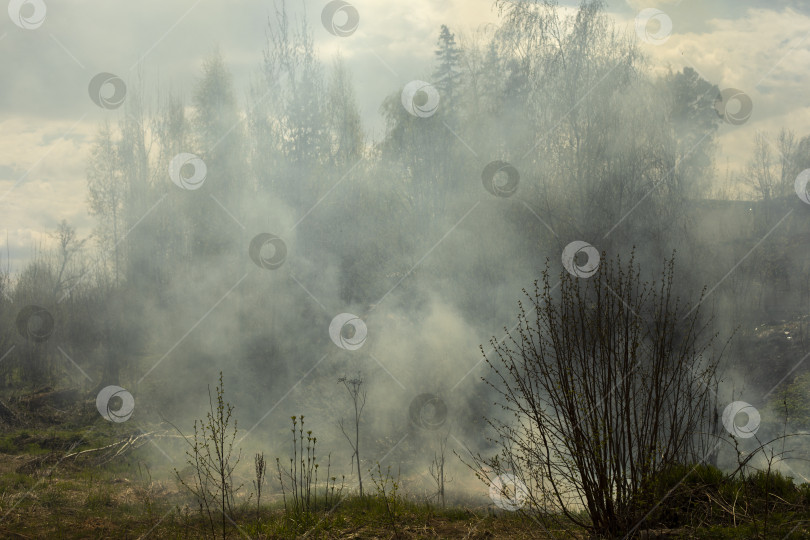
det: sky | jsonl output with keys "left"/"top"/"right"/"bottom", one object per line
{"left": 1, "top": 0, "right": 810, "bottom": 270}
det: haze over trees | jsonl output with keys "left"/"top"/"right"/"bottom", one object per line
{"left": 2, "top": 0, "right": 810, "bottom": 535}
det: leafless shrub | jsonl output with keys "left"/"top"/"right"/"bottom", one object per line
{"left": 465, "top": 252, "right": 726, "bottom": 536}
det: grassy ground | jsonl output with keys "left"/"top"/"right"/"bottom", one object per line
{"left": 0, "top": 427, "right": 808, "bottom": 538}
{"left": 0, "top": 425, "right": 555, "bottom": 539}
{"left": 0, "top": 441, "right": 551, "bottom": 539}
{"left": 0, "top": 441, "right": 806, "bottom": 539}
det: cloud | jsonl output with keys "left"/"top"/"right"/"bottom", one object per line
{"left": 0, "top": 116, "right": 95, "bottom": 269}
{"left": 636, "top": 7, "right": 810, "bottom": 178}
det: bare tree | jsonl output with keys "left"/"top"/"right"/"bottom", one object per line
{"left": 745, "top": 129, "right": 797, "bottom": 202}
{"left": 50, "top": 220, "right": 87, "bottom": 300}
{"left": 429, "top": 435, "right": 450, "bottom": 508}
{"left": 86, "top": 123, "right": 125, "bottom": 284}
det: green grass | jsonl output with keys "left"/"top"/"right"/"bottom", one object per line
{"left": 0, "top": 431, "right": 808, "bottom": 538}
{"left": 0, "top": 471, "right": 36, "bottom": 490}
{"left": 0, "top": 427, "right": 110, "bottom": 456}
{"left": 0, "top": 444, "right": 564, "bottom": 539}
{"left": 692, "top": 519, "right": 810, "bottom": 539}
{"left": 0, "top": 459, "right": 808, "bottom": 539}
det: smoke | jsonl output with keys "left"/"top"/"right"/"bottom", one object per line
{"left": 2, "top": 0, "right": 810, "bottom": 508}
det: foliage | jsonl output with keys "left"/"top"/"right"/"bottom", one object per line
{"left": 767, "top": 372, "right": 810, "bottom": 430}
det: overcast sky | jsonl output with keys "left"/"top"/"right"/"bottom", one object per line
{"left": 2, "top": 0, "right": 809, "bottom": 270}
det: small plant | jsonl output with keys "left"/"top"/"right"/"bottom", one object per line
{"left": 173, "top": 372, "right": 242, "bottom": 540}
{"left": 275, "top": 415, "right": 344, "bottom": 531}
{"left": 322, "top": 454, "right": 344, "bottom": 510}
{"left": 338, "top": 373, "right": 367, "bottom": 497}
{"left": 253, "top": 452, "right": 266, "bottom": 533}
{"left": 369, "top": 461, "right": 402, "bottom": 538}
{"left": 428, "top": 435, "right": 450, "bottom": 508}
